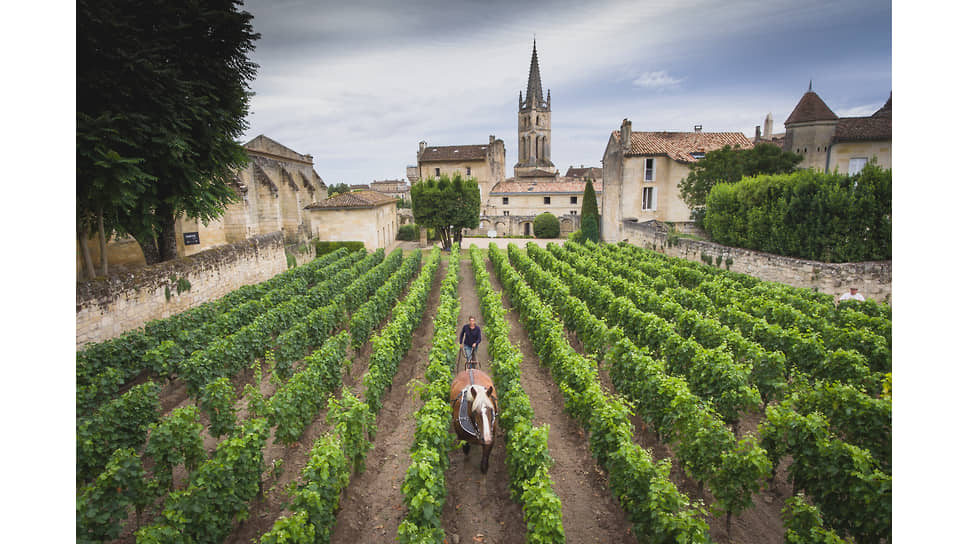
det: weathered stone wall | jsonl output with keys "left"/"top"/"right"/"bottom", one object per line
{"left": 620, "top": 220, "right": 892, "bottom": 303}
{"left": 76, "top": 232, "right": 288, "bottom": 350}
{"left": 470, "top": 214, "right": 581, "bottom": 237}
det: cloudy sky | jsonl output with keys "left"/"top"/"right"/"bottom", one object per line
{"left": 239, "top": 0, "right": 891, "bottom": 186}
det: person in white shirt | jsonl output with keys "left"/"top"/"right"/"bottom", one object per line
{"left": 837, "top": 287, "right": 865, "bottom": 304}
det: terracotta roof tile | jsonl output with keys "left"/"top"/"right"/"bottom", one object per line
{"left": 305, "top": 190, "right": 397, "bottom": 210}
{"left": 490, "top": 180, "right": 602, "bottom": 194}
{"left": 785, "top": 91, "right": 838, "bottom": 125}
{"left": 564, "top": 166, "right": 602, "bottom": 179}
{"left": 419, "top": 144, "right": 489, "bottom": 162}
{"left": 834, "top": 116, "right": 891, "bottom": 142}
{"left": 614, "top": 131, "right": 752, "bottom": 162}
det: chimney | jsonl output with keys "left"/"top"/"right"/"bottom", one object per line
{"left": 755, "top": 126, "right": 761, "bottom": 140}
{"left": 694, "top": 125, "right": 702, "bottom": 133}
{"left": 620, "top": 119, "right": 632, "bottom": 151}
{"left": 489, "top": 135, "right": 495, "bottom": 144}
{"left": 764, "top": 113, "right": 774, "bottom": 139}
{"left": 419, "top": 141, "right": 426, "bottom": 153}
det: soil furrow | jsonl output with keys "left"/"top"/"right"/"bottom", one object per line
{"left": 482, "top": 255, "right": 637, "bottom": 544}
{"left": 329, "top": 255, "right": 446, "bottom": 543}
{"left": 440, "top": 257, "right": 527, "bottom": 544}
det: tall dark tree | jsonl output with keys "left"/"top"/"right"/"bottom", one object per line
{"left": 77, "top": 0, "right": 260, "bottom": 264}
{"left": 411, "top": 174, "right": 480, "bottom": 250}
{"left": 579, "top": 178, "right": 600, "bottom": 242}
{"left": 678, "top": 143, "right": 802, "bottom": 225}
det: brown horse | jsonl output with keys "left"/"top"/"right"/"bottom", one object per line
{"left": 450, "top": 368, "right": 499, "bottom": 473}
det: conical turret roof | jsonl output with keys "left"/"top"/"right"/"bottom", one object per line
{"left": 785, "top": 89, "right": 838, "bottom": 125}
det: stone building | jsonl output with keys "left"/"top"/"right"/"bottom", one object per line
{"left": 755, "top": 85, "right": 892, "bottom": 175}
{"left": 370, "top": 179, "right": 410, "bottom": 201}
{"left": 77, "top": 135, "right": 327, "bottom": 278}
{"left": 600, "top": 119, "right": 752, "bottom": 242}
{"left": 474, "top": 179, "right": 603, "bottom": 236}
{"left": 563, "top": 165, "right": 603, "bottom": 183}
{"left": 304, "top": 190, "right": 399, "bottom": 250}
{"left": 415, "top": 137, "right": 507, "bottom": 214}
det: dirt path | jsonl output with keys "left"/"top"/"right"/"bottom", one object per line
{"left": 328, "top": 258, "right": 446, "bottom": 543}
{"left": 440, "top": 258, "right": 528, "bottom": 544}
{"left": 481, "top": 257, "right": 637, "bottom": 544}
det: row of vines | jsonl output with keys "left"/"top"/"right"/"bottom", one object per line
{"left": 500, "top": 239, "right": 890, "bottom": 543}
{"left": 77, "top": 246, "right": 441, "bottom": 543}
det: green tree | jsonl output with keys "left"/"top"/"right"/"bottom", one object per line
{"left": 534, "top": 212, "right": 560, "bottom": 238}
{"left": 77, "top": 0, "right": 260, "bottom": 265}
{"left": 678, "top": 143, "right": 802, "bottom": 225}
{"left": 579, "top": 179, "right": 600, "bottom": 242}
{"left": 411, "top": 174, "right": 480, "bottom": 250}
{"left": 327, "top": 183, "right": 351, "bottom": 197}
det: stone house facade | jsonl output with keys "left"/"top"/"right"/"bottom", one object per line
{"left": 370, "top": 179, "right": 410, "bottom": 201}
{"left": 415, "top": 136, "right": 507, "bottom": 215}
{"left": 304, "top": 190, "right": 399, "bottom": 251}
{"left": 600, "top": 119, "right": 752, "bottom": 242}
{"left": 77, "top": 135, "right": 327, "bottom": 278}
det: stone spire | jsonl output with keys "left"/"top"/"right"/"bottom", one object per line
{"left": 521, "top": 39, "right": 549, "bottom": 111}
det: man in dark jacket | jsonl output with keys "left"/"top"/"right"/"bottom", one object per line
{"left": 458, "top": 317, "right": 482, "bottom": 362}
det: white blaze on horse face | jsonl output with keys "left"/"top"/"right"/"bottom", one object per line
{"left": 480, "top": 406, "right": 492, "bottom": 443}
{"left": 470, "top": 385, "right": 493, "bottom": 444}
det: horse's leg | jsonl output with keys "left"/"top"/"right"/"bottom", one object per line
{"left": 480, "top": 443, "right": 492, "bottom": 473}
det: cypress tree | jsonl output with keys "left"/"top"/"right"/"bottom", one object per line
{"left": 579, "top": 179, "right": 600, "bottom": 242}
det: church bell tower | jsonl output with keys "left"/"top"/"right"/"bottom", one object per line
{"left": 514, "top": 40, "right": 555, "bottom": 178}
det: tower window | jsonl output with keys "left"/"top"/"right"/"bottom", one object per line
{"left": 434, "top": 167, "right": 440, "bottom": 177}
{"left": 570, "top": 196, "right": 578, "bottom": 204}
{"left": 502, "top": 197, "right": 509, "bottom": 205}
{"left": 544, "top": 197, "right": 551, "bottom": 205}
{"left": 466, "top": 167, "right": 471, "bottom": 176}
{"left": 503, "top": 210, "right": 510, "bottom": 216}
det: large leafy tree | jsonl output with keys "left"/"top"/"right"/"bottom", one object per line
{"left": 678, "top": 143, "right": 802, "bottom": 225}
{"left": 77, "top": 0, "right": 260, "bottom": 265}
{"left": 579, "top": 178, "right": 600, "bottom": 242}
{"left": 411, "top": 174, "right": 480, "bottom": 250}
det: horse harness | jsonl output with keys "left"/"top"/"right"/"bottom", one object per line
{"left": 454, "top": 368, "right": 497, "bottom": 440}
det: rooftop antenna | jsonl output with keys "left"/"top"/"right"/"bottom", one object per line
{"left": 808, "top": 79, "right": 813, "bottom": 92}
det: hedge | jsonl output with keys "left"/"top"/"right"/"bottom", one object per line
{"left": 704, "top": 164, "right": 890, "bottom": 262}
{"left": 315, "top": 240, "right": 365, "bottom": 255}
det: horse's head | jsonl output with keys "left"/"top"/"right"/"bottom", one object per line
{"left": 469, "top": 385, "right": 496, "bottom": 445}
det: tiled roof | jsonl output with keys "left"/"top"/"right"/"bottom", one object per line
{"left": 614, "top": 131, "right": 753, "bottom": 162}
{"left": 833, "top": 94, "right": 891, "bottom": 142}
{"left": 419, "top": 144, "right": 489, "bottom": 162}
{"left": 515, "top": 168, "right": 557, "bottom": 178}
{"left": 753, "top": 135, "right": 786, "bottom": 148}
{"left": 490, "top": 180, "right": 603, "bottom": 195}
{"left": 305, "top": 190, "right": 397, "bottom": 210}
{"left": 564, "top": 166, "right": 602, "bottom": 179}
{"left": 834, "top": 116, "right": 891, "bottom": 142}
{"left": 785, "top": 91, "right": 838, "bottom": 125}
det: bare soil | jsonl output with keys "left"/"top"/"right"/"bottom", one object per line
{"left": 106, "top": 251, "right": 794, "bottom": 543}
